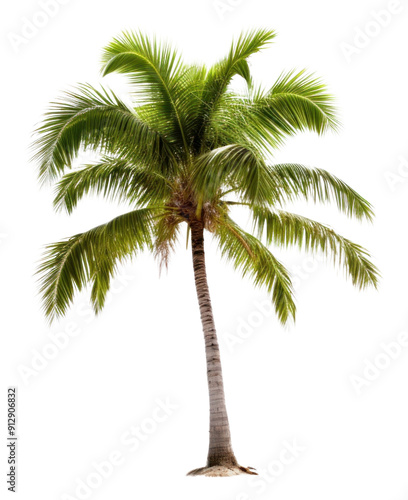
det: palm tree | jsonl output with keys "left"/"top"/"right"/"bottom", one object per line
{"left": 32, "top": 29, "right": 379, "bottom": 477}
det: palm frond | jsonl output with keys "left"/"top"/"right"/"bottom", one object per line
{"left": 101, "top": 31, "right": 191, "bottom": 153}
{"left": 32, "top": 84, "right": 175, "bottom": 184}
{"left": 207, "top": 90, "right": 286, "bottom": 153}
{"left": 214, "top": 216, "right": 295, "bottom": 324}
{"left": 252, "top": 207, "right": 379, "bottom": 289}
{"left": 53, "top": 156, "right": 170, "bottom": 213}
{"left": 37, "top": 208, "right": 156, "bottom": 321}
{"left": 192, "top": 144, "right": 282, "bottom": 206}
{"left": 195, "top": 29, "right": 276, "bottom": 149}
{"left": 255, "top": 69, "right": 339, "bottom": 137}
{"left": 269, "top": 163, "right": 374, "bottom": 221}
{"left": 206, "top": 28, "right": 275, "bottom": 96}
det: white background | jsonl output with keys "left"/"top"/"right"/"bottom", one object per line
{"left": 1, "top": 0, "right": 408, "bottom": 499}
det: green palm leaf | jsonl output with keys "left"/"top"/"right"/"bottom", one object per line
{"left": 101, "top": 31, "right": 191, "bottom": 153}
{"left": 53, "top": 157, "right": 170, "bottom": 213}
{"left": 192, "top": 144, "right": 281, "bottom": 206}
{"left": 32, "top": 84, "right": 175, "bottom": 184}
{"left": 256, "top": 69, "right": 339, "bottom": 136}
{"left": 252, "top": 207, "right": 379, "bottom": 289}
{"left": 195, "top": 29, "right": 276, "bottom": 149}
{"left": 37, "top": 208, "right": 156, "bottom": 320}
{"left": 215, "top": 216, "right": 296, "bottom": 324}
{"left": 209, "top": 70, "right": 338, "bottom": 155}
{"left": 269, "top": 163, "right": 374, "bottom": 220}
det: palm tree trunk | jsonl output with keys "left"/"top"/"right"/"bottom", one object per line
{"left": 190, "top": 220, "right": 238, "bottom": 468}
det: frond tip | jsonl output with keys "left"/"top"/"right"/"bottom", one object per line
{"left": 269, "top": 164, "right": 374, "bottom": 221}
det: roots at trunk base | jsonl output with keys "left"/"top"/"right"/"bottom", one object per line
{"left": 187, "top": 465, "right": 258, "bottom": 477}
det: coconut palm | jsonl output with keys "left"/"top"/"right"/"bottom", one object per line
{"left": 32, "top": 29, "right": 379, "bottom": 476}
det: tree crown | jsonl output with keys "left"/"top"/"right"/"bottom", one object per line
{"left": 32, "top": 29, "right": 379, "bottom": 324}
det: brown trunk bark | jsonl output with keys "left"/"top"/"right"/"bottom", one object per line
{"left": 190, "top": 220, "right": 238, "bottom": 467}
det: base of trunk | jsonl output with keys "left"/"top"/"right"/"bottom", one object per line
{"left": 187, "top": 465, "right": 257, "bottom": 477}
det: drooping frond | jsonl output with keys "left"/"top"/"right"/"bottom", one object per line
{"left": 214, "top": 216, "right": 296, "bottom": 324}
{"left": 101, "top": 31, "right": 191, "bottom": 153}
{"left": 53, "top": 156, "right": 170, "bottom": 213}
{"left": 37, "top": 208, "right": 156, "bottom": 321}
{"left": 269, "top": 164, "right": 374, "bottom": 221}
{"left": 252, "top": 207, "right": 379, "bottom": 289}
{"left": 32, "top": 84, "right": 175, "bottom": 184}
